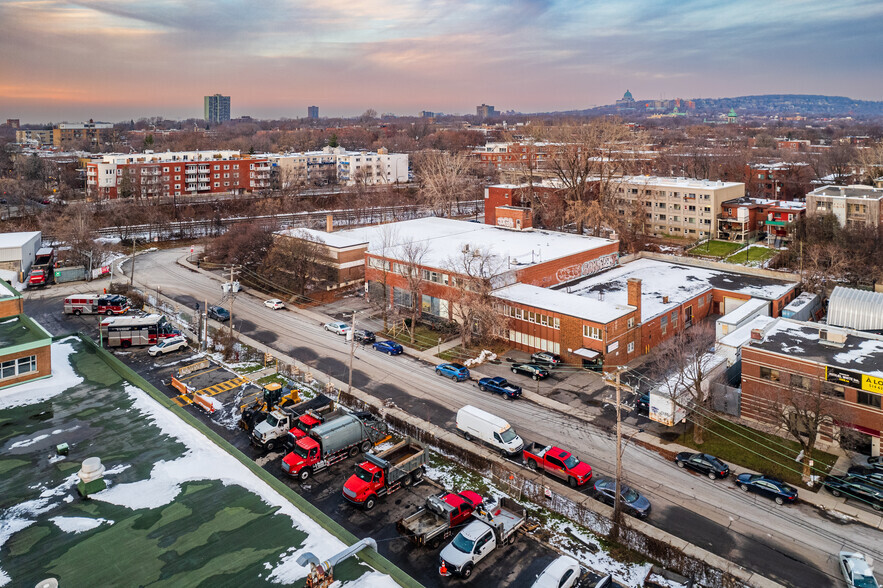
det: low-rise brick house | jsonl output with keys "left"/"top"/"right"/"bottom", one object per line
{"left": 494, "top": 257, "right": 798, "bottom": 368}
{"left": 741, "top": 318, "right": 883, "bottom": 456}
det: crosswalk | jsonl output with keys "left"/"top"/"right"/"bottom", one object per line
{"left": 172, "top": 376, "right": 248, "bottom": 407}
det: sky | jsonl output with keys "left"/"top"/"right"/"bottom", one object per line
{"left": 1, "top": 0, "right": 882, "bottom": 123}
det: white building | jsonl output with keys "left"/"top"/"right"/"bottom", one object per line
{"left": 0, "top": 231, "right": 42, "bottom": 278}
{"left": 268, "top": 147, "right": 408, "bottom": 187}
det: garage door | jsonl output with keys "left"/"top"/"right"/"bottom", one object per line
{"left": 724, "top": 297, "right": 747, "bottom": 315}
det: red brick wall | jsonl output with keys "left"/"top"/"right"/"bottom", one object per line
{"left": 0, "top": 298, "right": 23, "bottom": 320}
{"left": 0, "top": 345, "right": 51, "bottom": 388}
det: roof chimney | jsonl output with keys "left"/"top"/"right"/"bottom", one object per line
{"left": 326, "top": 214, "right": 333, "bottom": 233}
{"left": 627, "top": 278, "right": 642, "bottom": 316}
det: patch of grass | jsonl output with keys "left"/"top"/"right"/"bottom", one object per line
{"left": 380, "top": 323, "right": 454, "bottom": 352}
{"left": 233, "top": 363, "right": 264, "bottom": 375}
{"left": 255, "top": 373, "right": 290, "bottom": 387}
{"left": 688, "top": 240, "right": 744, "bottom": 258}
{"left": 672, "top": 417, "right": 838, "bottom": 488}
{"left": 725, "top": 246, "right": 778, "bottom": 266}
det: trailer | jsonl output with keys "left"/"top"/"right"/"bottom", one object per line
{"left": 342, "top": 439, "right": 427, "bottom": 510}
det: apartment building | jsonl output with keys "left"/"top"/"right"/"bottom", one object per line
{"left": 745, "top": 162, "right": 812, "bottom": 201}
{"left": 14, "top": 129, "right": 53, "bottom": 145}
{"left": 15, "top": 122, "right": 114, "bottom": 148}
{"left": 204, "top": 94, "right": 231, "bottom": 124}
{"left": 268, "top": 147, "right": 408, "bottom": 187}
{"left": 717, "top": 197, "right": 806, "bottom": 246}
{"left": 806, "top": 185, "right": 883, "bottom": 229}
{"left": 85, "top": 150, "right": 270, "bottom": 200}
{"left": 612, "top": 176, "right": 745, "bottom": 240}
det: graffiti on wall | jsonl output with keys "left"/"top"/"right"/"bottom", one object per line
{"left": 555, "top": 253, "right": 618, "bottom": 283}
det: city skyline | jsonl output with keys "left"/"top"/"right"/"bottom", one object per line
{"left": 1, "top": 0, "right": 881, "bottom": 121}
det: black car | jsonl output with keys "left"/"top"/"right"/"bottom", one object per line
{"left": 675, "top": 452, "right": 730, "bottom": 479}
{"left": 735, "top": 473, "right": 798, "bottom": 505}
{"left": 354, "top": 329, "right": 376, "bottom": 344}
{"left": 530, "top": 351, "right": 563, "bottom": 368}
{"left": 207, "top": 305, "right": 230, "bottom": 322}
{"left": 592, "top": 476, "right": 651, "bottom": 518}
{"left": 847, "top": 466, "right": 883, "bottom": 489}
{"left": 635, "top": 394, "right": 649, "bottom": 416}
{"left": 510, "top": 363, "right": 550, "bottom": 381}
{"left": 823, "top": 476, "right": 883, "bottom": 512}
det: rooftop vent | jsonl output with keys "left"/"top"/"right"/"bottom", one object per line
{"left": 819, "top": 327, "right": 847, "bottom": 346}
{"left": 662, "top": 295, "right": 670, "bottom": 304}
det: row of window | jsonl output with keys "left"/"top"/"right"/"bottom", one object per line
{"left": 1, "top": 355, "right": 37, "bottom": 380}
{"left": 506, "top": 306, "right": 560, "bottom": 329}
{"left": 509, "top": 330, "right": 560, "bottom": 354}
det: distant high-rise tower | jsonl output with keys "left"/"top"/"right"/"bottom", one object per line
{"left": 204, "top": 94, "right": 231, "bottom": 124}
{"left": 307, "top": 106, "right": 319, "bottom": 119}
{"left": 476, "top": 104, "right": 498, "bottom": 118}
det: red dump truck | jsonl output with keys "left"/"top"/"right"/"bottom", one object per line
{"left": 342, "top": 439, "right": 427, "bottom": 510}
{"left": 27, "top": 247, "right": 55, "bottom": 288}
{"left": 397, "top": 490, "right": 484, "bottom": 548}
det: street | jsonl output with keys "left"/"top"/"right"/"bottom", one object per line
{"left": 24, "top": 246, "right": 883, "bottom": 588}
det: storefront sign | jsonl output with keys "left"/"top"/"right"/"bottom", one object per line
{"left": 826, "top": 366, "right": 883, "bottom": 394}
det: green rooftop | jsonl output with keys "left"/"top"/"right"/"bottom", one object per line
{"left": 0, "top": 314, "right": 51, "bottom": 350}
{"left": 0, "top": 335, "right": 410, "bottom": 587}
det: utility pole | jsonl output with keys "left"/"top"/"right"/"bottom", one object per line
{"left": 129, "top": 237, "right": 136, "bottom": 287}
{"left": 613, "top": 369, "right": 623, "bottom": 538}
{"left": 228, "top": 265, "right": 237, "bottom": 339}
{"left": 348, "top": 310, "right": 356, "bottom": 394}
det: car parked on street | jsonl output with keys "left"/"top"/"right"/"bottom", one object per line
{"left": 354, "top": 329, "right": 376, "bottom": 344}
{"left": 823, "top": 476, "right": 883, "bottom": 511}
{"left": 530, "top": 351, "right": 562, "bottom": 368}
{"left": 478, "top": 376, "right": 522, "bottom": 399}
{"left": 735, "top": 474, "right": 797, "bottom": 505}
{"left": 373, "top": 340, "right": 403, "bottom": 355}
{"left": 592, "top": 476, "right": 651, "bottom": 518}
{"left": 674, "top": 452, "right": 730, "bottom": 479}
{"left": 635, "top": 393, "right": 650, "bottom": 416}
{"left": 531, "top": 555, "right": 582, "bottom": 588}
{"left": 264, "top": 298, "right": 285, "bottom": 310}
{"left": 147, "top": 335, "right": 188, "bottom": 357}
{"left": 854, "top": 455, "right": 883, "bottom": 472}
{"left": 847, "top": 466, "right": 883, "bottom": 489}
{"left": 324, "top": 321, "right": 351, "bottom": 335}
{"left": 510, "top": 363, "right": 550, "bottom": 381}
{"left": 436, "top": 363, "right": 470, "bottom": 381}
{"left": 207, "top": 305, "right": 230, "bottom": 322}
{"left": 839, "top": 551, "right": 880, "bottom": 588}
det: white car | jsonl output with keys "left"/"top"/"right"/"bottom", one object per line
{"left": 147, "top": 335, "right": 188, "bottom": 357}
{"left": 531, "top": 555, "right": 582, "bottom": 588}
{"left": 840, "top": 551, "right": 879, "bottom": 588}
{"left": 264, "top": 298, "right": 285, "bottom": 310}
{"left": 324, "top": 322, "right": 351, "bottom": 335}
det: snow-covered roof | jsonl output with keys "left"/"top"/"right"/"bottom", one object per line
{"left": 827, "top": 286, "right": 883, "bottom": 331}
{"left": 332, "top": 217, "right": 616, "bottom": 274}
{"left": 563, "top": 258, "right": 796, "bottom": 322}
{"left": 494, "top": 283, "right": 635, "bottom": 323}
{"left": 0, "top": 231, "right": 41, "bottom": 250}
{"left": 718, "top": 298, "right": 769, "bottom": 326}
{"left": 620, "top": 176, "right": 743, "bottom": 190}
{"left": 808, "top": 185, "right": 883, "bottom": 200}
{"left": 276, "top": 227, "right": 368, "bottom": 249}
{"left": 747, "top": 318, "right": 883, "bottom": 378}
{"left": 717, "top": 315, "right": 776, "bottom": 349}
{"left": 783, "top": 291, "right": 818, "bottom": 313}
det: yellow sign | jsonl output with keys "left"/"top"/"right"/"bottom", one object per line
{"left": 863, "top": 374, "right": 883, "bottom": 395}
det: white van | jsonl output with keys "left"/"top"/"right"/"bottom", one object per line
{"left": 456, "top": 405, "right": 524, "bottom": 457}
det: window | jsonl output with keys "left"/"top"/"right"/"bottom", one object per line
{"left": 583, "top": 325, "right": 602, "bottom": 340}
{"left": 368, "top": 257, "right": 390, "bottom": 271}
{"left": 163, "top": 167, "right": 169, "bottom": 172}
{"left": 791, "top": 374, "right": 811, "bottom": 390}
{"left": 660, "top": 315, "right": 668, "bottom": 335}
{"left": 857, "top": 392, "right": 882, "bottom": 408}
{"left": 214, "top": 182, "right": 220, "bottom": 187}
{"left": 392, "top": 287, "right": 411, "bottom": 308}
{"left": 822, "top": 383, "right": 845, "bottom": 398}
{"left": 672, "top": 309, "right": 678, "bottom": 328}
{"left": 627, "top": 317, "right": 635, "bottom": 328}
{"left": 698, "top": 296, "right": 705, "bottom": 308}
{"left": 174, "top": 167, "right": 180, "bottom": 171}
{"left": 760, "top": 367, "right": 780, "bottom": 381}
{"left": 1, "top": 355, "right": 36, "bottom": 380}
{"left": 627, "top": 341, "right": 634, "bottom": 353}
{"left": 214, "top": 165, "right": 220, "bottom": 170}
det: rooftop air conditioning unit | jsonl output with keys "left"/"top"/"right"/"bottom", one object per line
{"left": 818, "top": 327, "right": 847, "bottom": 346}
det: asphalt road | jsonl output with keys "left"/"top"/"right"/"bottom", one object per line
{"left": 25, "top": 247, "right": 883, "bottom": 588}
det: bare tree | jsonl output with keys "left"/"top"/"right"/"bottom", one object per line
{"left": 444, "top": 244, "right": 507, "bottom": 347}
{"left": 400, "top": 238, "right": 430, "bottom": 344}
{"left": 761, "top": 375, "right": 850, "bottom": 481}
{"left": 262, "top": 230, "right": 333, "bottom": 296}
{"left": 368, "top": 225, "right": 399, "bottom": 330}
{"left": 43, "top": 204, "right": 111, "bottom": 275}
{"left": 650, "top": 323, "right": 720, "bottom": 445}
{"left": 417, "top": 151, "right": 480, "bottom": 217}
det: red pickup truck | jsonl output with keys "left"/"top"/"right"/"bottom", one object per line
{"left": 396, "top": 490, "right": 483, "bottom": 548}
{"left": 523, "top": 442, "right": 592, "bottom": 487}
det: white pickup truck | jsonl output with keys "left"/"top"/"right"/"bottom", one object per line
{"left": 438, "top": 496, "right": 526, "bottom": 579}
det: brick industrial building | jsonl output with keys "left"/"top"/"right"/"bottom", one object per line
{"left": 85, "top": 150, "right": 270, "bottom": 200}
{"left": 741, "top": 318, "right": 883, "bottom": 457}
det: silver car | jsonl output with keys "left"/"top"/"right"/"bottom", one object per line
{"left": 147, "top": 335, "right": 188, "bottom": 356}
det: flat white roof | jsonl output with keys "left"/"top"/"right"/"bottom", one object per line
{"left": 621, "top": 175, "right": 743, "bottom": 190}
{"left": 276, "top": 228, "right": 368, "bottom": 249}
{"left": 494, "top": 283, "right": 635, "bottom": 324}
{"left": 566, "top": 258, "right": 795, "bottom": 323}
{"left": 718, "top": 315, "right": 776, "bottom": 349}
{"left": 718, "top": 298, "right": 769, "bottom": 326}
{"left": 332, "top": 217, "right": 616, "bottom": 275}
{"left": 0, "top": 231, "right": 41, "bottom": 250}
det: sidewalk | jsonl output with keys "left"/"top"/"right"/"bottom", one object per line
{"left": 174, "top": 254, "right": 883, "bottom": 530}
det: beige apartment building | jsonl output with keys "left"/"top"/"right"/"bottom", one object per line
{"left": 612, "top": 176, "right": 745, "bottom": 239}
{"left": 806, "top": 185, "right": 883, "bottom": 229}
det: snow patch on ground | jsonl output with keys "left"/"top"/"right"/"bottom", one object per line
{"left": 463, "top": 350, "right": 497, "bottom": 368}
{"left": 90, "top": 383, "right": 349, "bottom": 584}
{"left": 50, "top": 516, "right": 111, "bottom": 534}
{"left": 9, "top": 434, "right": 49, "bottom": 449}
{"left": 0, "top": 338, "right": 83, "bottom": 408}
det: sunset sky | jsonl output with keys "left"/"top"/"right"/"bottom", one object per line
{"left": 1, "top": 0, "right": 881, "bottom": 123}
